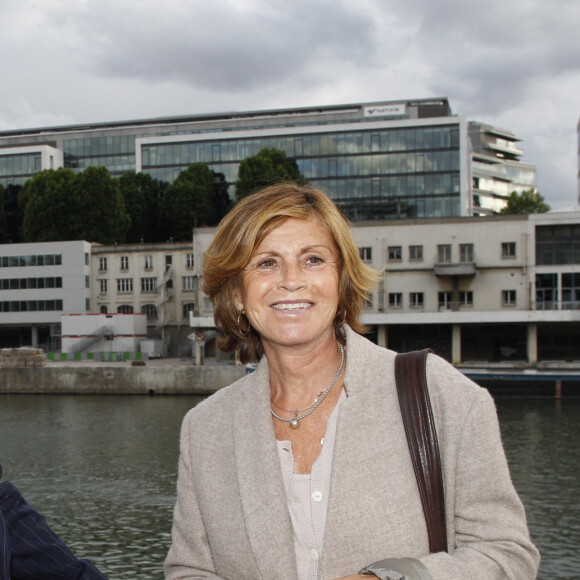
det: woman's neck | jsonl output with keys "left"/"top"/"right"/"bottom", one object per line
{"left": 265, "top": 337, "right": 344, "bottom": 407}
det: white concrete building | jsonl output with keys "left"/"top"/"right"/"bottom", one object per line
{"left": 0, "top": 240, "right": 91, "bottom": 349}
{"left": 90, "top": 241, "right": 197, "bottom": 356}
{"left": 190, "top": 210, "right": 580, "bottom": 365}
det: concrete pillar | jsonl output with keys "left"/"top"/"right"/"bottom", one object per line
{"left": 30, "top": 326, "right": 39, "bottom": 347}
{"left": 377, "top": 325, "right": 387, "bottom": 349}
{"left": 452, "top": 324, "right": 462, "bottom": 365}
{"left": 527, "top": 323, "right": 538, "bottom": 365}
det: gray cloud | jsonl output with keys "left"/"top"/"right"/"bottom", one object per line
{"left": 0, "top": 0, "right": 578, "bottom": 207}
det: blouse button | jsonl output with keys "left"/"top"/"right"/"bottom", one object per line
{"left": 312, "top": 491, "right": 323, "bottom": 502}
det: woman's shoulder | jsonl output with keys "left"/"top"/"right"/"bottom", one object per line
{"left": 183, "top": 371, "right": 257, "bottom": 425}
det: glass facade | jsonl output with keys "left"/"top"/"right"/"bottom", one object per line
{"left": 536, "top": 225, "right": 580, "bottom": 265}
{"left": 0, "top": 153, "right": 42, "bottom": 187}
{"left": 63, "top": 135, "right": 136, "bottom": 176}
{"left": 141, "top": 124, "right": 461, "bottom": 220}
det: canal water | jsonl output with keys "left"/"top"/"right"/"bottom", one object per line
{"left": 0, "top": 393, "right": 578, "bottom": 579}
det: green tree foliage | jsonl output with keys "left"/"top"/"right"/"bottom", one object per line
{"left": 161, "top": 163, "right": 216, "bottom": 241}
{"left": 21, "top": 168, "right": 79, "bottom": 242}
{"left": 5, "top": 184, "right": 24, "bottom": 243}
{"left": 235, "top": 147, "right": 302, "bottom": 201}
{"left": 74, "top": 166, "right": 130, "bottom": 243}
{"left": 212, "top": 171, "right": 233, "bottom": 223}
{"left": 21, "top": 167, "right": 130, "bottom": 243}
{"left": 119, "top": 172, "right": 166, "bottom": 243}
{"left": 0, "top": 184, "right": 8, "bottom": 242}
{"left": 501, "top": 189, "right": 550, "bottom": 215}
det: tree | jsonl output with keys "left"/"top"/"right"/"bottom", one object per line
{"left": 5, "top": 184, "right": 24, "bottom": 243}
{"left": 235, "top": 148, "right": 302, "bottom": 201}
{"left": 161, "top": 163, "right": 216, "bottom": 241}
{"left": 20, "top": 168, "right": 79, "bottom": 242}
{"left": 21, "top": 167, "right": 130, "bottom": 243}
{"left": 119, "top": 172, "right": 166, "bottom": 243}
{"left": 501, "top": 189, "right": 550, "bottom": 215}
{"left": 74, "top": 166, "right": 130, "bottom": 243}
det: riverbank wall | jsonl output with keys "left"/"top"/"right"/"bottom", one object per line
{"left": 0, "top": 363, "right": 246, "bottom": 395}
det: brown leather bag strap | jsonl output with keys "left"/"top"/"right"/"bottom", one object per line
{"left": 395, "top": 349, "right": 448, "bottom": 553}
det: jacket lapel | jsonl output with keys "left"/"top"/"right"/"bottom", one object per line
{"left": 234, "top": 361, "right": 298, "bottom": 580}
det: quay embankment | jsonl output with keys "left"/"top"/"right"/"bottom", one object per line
{"left": 0, "top": 349, "right": 246, "bottom": 395}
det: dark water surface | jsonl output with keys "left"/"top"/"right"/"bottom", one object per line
{"left": 1, "top": 394, "right": 578, "bottom": 579}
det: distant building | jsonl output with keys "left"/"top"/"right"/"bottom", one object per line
{"left": 190, "top": 210, "right": 579, "bottom": 365}
{"left": 0, "top": 241, "right": 91, "bottom": 350}
{"left": 0, "top": 98, "right": 535, "bottom": 221}
{"left": 90, "top": 241, "right": 197, "bottom": 356}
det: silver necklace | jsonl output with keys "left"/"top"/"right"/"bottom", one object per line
{"left": 271, "top": 344, "right": 345, "bottom": 429}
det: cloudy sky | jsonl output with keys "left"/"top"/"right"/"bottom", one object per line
{"left": 1, "top": 0, "right": 579, "bottom": 208}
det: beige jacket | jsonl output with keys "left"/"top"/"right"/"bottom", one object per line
{"left": 165, "top": 327, "right": 539, "bottom": 580}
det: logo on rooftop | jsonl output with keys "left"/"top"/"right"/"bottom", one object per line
{"left": 364, "top": 104, "right": 406, "bottom": 117}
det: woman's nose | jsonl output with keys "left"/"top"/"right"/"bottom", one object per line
{"left": 278, "top": 261, "right": 306, "bottom": 291}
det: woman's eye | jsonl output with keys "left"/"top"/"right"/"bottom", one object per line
{"left": 306, "top": 255, "right": 324, "bottom": 265}
{"left": 258, "top": 258, "right": 277, "bottom": 268}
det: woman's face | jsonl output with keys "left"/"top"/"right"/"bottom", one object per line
{"left": 237, "top": 217, "right": 340, "bottom": 354}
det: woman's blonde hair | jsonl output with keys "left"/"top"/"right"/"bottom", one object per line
{"left": 202, "top": 182, "right": 382, "bottom": 363}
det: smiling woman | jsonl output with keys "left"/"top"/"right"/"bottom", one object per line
{"left": 164, "top": 183, "right": 539, "bottom": 580}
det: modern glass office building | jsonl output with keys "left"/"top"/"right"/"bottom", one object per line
{"left": 0, "top": 98, "right": 535, "bottom": 220}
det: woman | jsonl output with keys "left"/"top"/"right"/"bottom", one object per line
{"left": 165, "top": 183, "right": 539, "bottom": 580}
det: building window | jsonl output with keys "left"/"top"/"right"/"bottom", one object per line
{"left": 460, "top": 243, "right": 473, "bottom": 263}
{"left": 144, "top": 255, "right": 153, "bottom": 270}
{"left": 388, "top": 246, "right": 402, "bottom": 261}
{"left": 437, "top": 245, "right": 452, "bottom": 264}
{"left": 502, "top": 290, "right": 517, "bottom": 306}
{"left": 409, "top": 245, "right": 423, "bottom": 261}
{"left": 410, "top": 292, "right": 424, "bottom": 308}
{"left": 85, "top": 252, "right": 90, "bottom": 266}
{"left": 438, "top": 291, "right": 452, "bottom": 310}
{"left": 535, "top": 273, "right": 557, "bottom": 309}
{"left": 117, "top": 278, "right": 133, "bottom": 293}
{"left": 142, "top": 304, "right": 157, "bottom": 320}
{"left": 183, "top": 303, "right": 195, "bottom": 318}
{"left": 502, "top": 242, "right": 516, "bottom": 258}
{"left": 100, "top": 305, "right": 108, "bottom": 314}
{"left": 359, "top": 247, "right": 372, "bottom": 262}
{"left": 99, "top": 257, "right": 107, "bottom": 272}
{"left": 141, "top": 277, "right": 156, "bottom": 292}
{"left": 120, "top": 256, "right": 129, "bottom": 271}
{"left": 85, "top": 275, "right": 90, "bottom": 289}
{"left": 186, "top": 253, "right": 194, "bottom": 268}
{"left": 459, "top": 291, "right": 473, "bottom": 306}
{"left": 183, "top": 276, "right": 195, "bottom": 291}
{"left": 99, "top": 279, "right": 108, "bottom": 293}
{"left": 117, "top": 305, "right": 134, "bottom": 313}
{"left": 388, "top": 292, "right": 402, "bottom": 308}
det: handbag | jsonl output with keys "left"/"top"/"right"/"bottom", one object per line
{"left": 394, "top": 349, "right": 448, "bottom": 553}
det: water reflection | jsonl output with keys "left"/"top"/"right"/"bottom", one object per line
{"left": 1, "top": 394, "right": 579, "bottom": 579}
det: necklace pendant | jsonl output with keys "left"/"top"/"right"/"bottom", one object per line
{"left": 290, "top": 417, "right": 300, "bottom": 429}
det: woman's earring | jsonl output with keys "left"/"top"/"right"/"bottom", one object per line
{"left": 237, "top": 311, "right": 250, "bottom": 337}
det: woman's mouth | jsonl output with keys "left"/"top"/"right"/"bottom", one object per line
{"left": 271, "top": 302, "right": 312, "bottom": 310}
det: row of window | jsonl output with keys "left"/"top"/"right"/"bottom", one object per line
{"left": 0, "top": 277, "right": 63, "bottom": 290}
{"left": 99, "top": 303, "right": 195, "bottom": 319}
{"left": 358, "top": 242, "right": 517, "bottom": 264}
{"left": 142, "top": 126, "right": 460, "bottom": 169}
{"left": 0, "top": 153, "right": 41, "bottom": 178}
{"left": 0, "top": 254, "right": 63, "bottom": 268}
{"left": 387, "top": 290, "right": 517, "bottom": 308}
{"left": 99, "top": 276, "right": 197, "bottom": 293}
{"left": 98, "top": 254, "right": 194, "bottom": 272}
{"left": 0, "top": 300, "right": 64, "bottom": 312}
